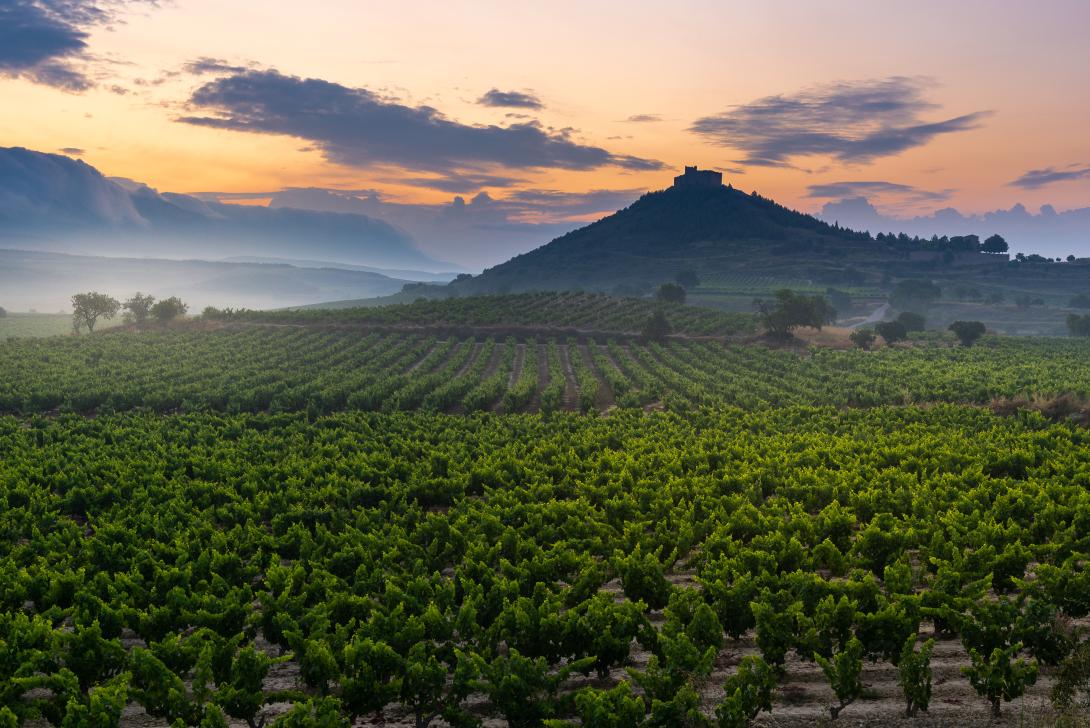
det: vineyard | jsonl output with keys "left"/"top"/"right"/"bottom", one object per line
{"left": 219, "top": 292, "right": 754, "bottom": 338}
{"left": 3, "top": 305, "right": 1090, "bottom": 727}
{"left": 2, "top": 326, "right": 1090, "bottom": 416}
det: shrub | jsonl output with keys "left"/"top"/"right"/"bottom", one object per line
{"left": 898, "top": 636, "right": 935, "bottom": 717}
{"left": 963, "top": 643, "right": 1038, "bottom": 718}
{"left": 874, "top": 320, "right": 907, "bottom": 345}
{"left": 815, "top": 636, "right": 864, "bottom": 720}
{"left": 949, "top": 320, "right": 986, "bottom": 347}
{"left": 849, "top": 329, "right": 876, "bottom": 350}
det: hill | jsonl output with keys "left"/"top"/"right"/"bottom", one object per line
{"left": 0, "top": 146, "right": 449, "bottom": 270}
{"left": 456, "top": 180, "right": 880, "bottom": 296}
{"left": 0, "top": 248, "right": 412, "bottom": 312}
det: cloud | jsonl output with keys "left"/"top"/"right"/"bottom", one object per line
{"left": 179, "top": 69, "right": 663, "bottom": 175}
{"left": 806, "top": 180, "right": 953, "bottom": 204}
{"left": 1009, "top": 164, "right": 1090, "bottom": 190}
{"left": 477, "top": 88, "right": 543, "bottom": 109}
{"left": 0, "top": 0, "right": 154, "bottom": 90}
{"left": 690, "top": 77, "right": 990, "bottom": 167}
{"left": 393, "top": 172, "right": 524, "bottom": 194}
{"left": 59, "top": 147, "right": 85, "bottom": 155}
{"left": 625, "top": 114, "right": 661, "bottom": 123}
{"left": 183, "top": 57, "right": 250, "bottom": 75}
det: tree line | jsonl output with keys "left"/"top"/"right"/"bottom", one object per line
{"left": 70, "top": 292, "right": 188, "bottom": 333}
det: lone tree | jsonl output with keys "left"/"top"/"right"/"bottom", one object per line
{"left": 949, "top": 320, "right": 986, "bottom": 347}
{"left": 875, "top": 320, "right": 907, "bottom": 345}
{"left": 642, "top": 310, "right": 672, "bottom": 342}
{"left": 849, "top": 329, "right": 876, "bottom": 350}
{"left": 151, "top": 296, "right": 188, "bottom": 322}
{"left": 656, "top": 282, "right": 687, "bottom": 304}
{"left": 675, "top": 270, "right": 700, "bottom": 289}
{"left": 123, "top": 293, "right": 156, "bottom": 324}
{"left": 71, "top": 292, "right": 120, "bottom": 333}
{"left": 981, "top": 234, "right": 1009, "bottom": 254}
{"left": 755, "top": 289, "right": 837, "bottom": 340}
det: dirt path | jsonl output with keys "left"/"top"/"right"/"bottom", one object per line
{"left": 402, "top": 340, "right": 440, "bottom": 374}
{"left": 557, "top": 344, "right": 580, "bottom": 411}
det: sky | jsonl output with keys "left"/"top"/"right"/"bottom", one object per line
{"left": 3, "top": 0, "right": 1090, "bottom": 265}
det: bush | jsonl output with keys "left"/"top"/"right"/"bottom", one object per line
{"left": 151, "top": 297, "right": 189, "bottom": 322}
{"left": 898, "top": 636, "right": 935, "bottom": 717}
{"left": 949, "top": 320, "right": 986, "bottom": 347}
{"left": 1052, "top": 638, "right": 1090, "bottom": 714}
{"left": 815, "top": 636, "right": 864, "bottom": 719}
{"left": 715, "top": 655, "right": 777, "bottom": 728}
{"left": 963, "top": 643, "right": 1038, "bottom": 718}
{"left": 849, "top": 329, "right": 876, "bottom": 350}
{"left": 656, "top": 283, "right": 686, "bottom": 304}
{"left": 875, "top": 320, "right": 907, "bottom": 345}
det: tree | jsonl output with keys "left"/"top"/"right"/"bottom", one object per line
{"left": 889, "top": 280, "right": 940, "bottom": 312}
{"left": 675, "top": 270, "right": 701, "bottom": 289}
{"left": 949, "top": 320, "right": 986, "bottom": 347}
{"left": 641, "top": 310, "right": 672, "bottom": 342}
{"left": 874, "top": 320, "right": 907, "bottom": 345}
{"left": 151, "top": 296, "right": 189, "bottom": 322}
{"left": 898, "top": 636, "right": 935, "bottom": 717}
{"left": 896, "top": 311, "right": 926, "bottom": 332}
{"left": 657, "top": 283, "right": 687, "bottom": 304}
{"left": 849, "top": 329, "right": 876, "bottom": 350}
{"left": 815, "top": 636, "right": 864, "bottom": 719}
{"left": 754, "top": 289, "right": 837, "bottom": 339}
{"left": 963, "top": 643, "right": 1038, "bottom": 718}
{"left": 981, "top": 234, "right": 1009, "bottom": 254}
{"left": 1068, "top": 314, "right": 1090, "bottom": 337}
{"left": 123, "top": 293, "right": 156, "bottom": 324}
{"left": 71, "top": 292, "right": 120, "bottom": 333}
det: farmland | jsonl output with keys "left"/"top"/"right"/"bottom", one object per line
{"left": 2, "top": 300, "right": 1090, "bottom": 727}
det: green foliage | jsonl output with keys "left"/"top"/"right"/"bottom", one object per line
{"left": 340, "top": 637, "right": 403, "bottom": 719}
{"left": 270, "top": 698, "right": 350, "bottom": 728}
{"left": 949, "top": 320, "right": 986, "bottom": 347}
{"left": 123, "top": 292, "right": 156, "bottom": 324}
{"left": 570, "top": 681, "right": 646, "bottom": 728}
{"left": 848, "top": 328, "right": 875, "bottom": 350}
{"left": 151, "top": 296, "right": 189, "bottom": 321}
{"left": 1052, "top": 638, "right": 1090, "bottom": 714}
{"left": 963, "top": 643, "right": 1038, "bottom": 717}
{"left": 616, "top": 546, "right": 672, "bottom": 610}
{"left": 898, "top": 636, "right": 934, "bottom": 717}
{"left": 657, "top": 283, "right": 687, "bottom": 304}
{"left": 874, "top": 320, "right": 907, "bottom": 344}
{"left": 71, "top": 291, "right": 120, "bottom": 333}
{"left": 896, "top": 311, "right": 926, "bottom": 332}
{"left": 714, "top": 656, "right": 777, "bottom": 728}
{"left": 642, "top": 309, "right": 672, "bottom": 341}
{"left": 814, "top": 636, "right": 864, "bottom": 720}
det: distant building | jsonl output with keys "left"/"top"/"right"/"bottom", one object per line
{"left": 673, "top": 165, "right": 722, "bottom": 189}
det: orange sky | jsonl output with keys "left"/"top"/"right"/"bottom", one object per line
{"left": 3, "top": 0, "right": 1090, "bottom": 220}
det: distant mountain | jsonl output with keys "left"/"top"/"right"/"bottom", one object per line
{"left": 220, "top": 256, "right": 461, "bottom": 282}
{"left": 819, "top": 197, "right": 1090, "bottom": 259}
{"left": 0, "top": 248, "right": 411, "bottom": 312}
{"left": 458, "top": 180, "right": 879, "bottom": 295}
{"left": 0, "top": 147, "right": 449, "bottom": 271}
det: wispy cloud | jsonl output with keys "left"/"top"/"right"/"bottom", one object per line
{"left": 1009, "top": 164, "right": 1090, "bottom": 190}
{"left": 690, "top": 77, "right": 990, "bottom": 167}
{"left": 0, "top": 0, "right": 156, "bottom": 90}
{"left": 806, "top": 180, "right": 953, "bottom": 204}
{"left": 625, "top": 114, "right": 661, "bottom": 123}
{"left": 477, "top": 88, "right": 543, "bottom": 109}
{"left": 178, "top": 69, "right": 663, "bottom": 176}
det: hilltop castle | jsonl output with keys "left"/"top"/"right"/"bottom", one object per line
{"left": 673, "top": 165, "right": 722, "bottom": 189}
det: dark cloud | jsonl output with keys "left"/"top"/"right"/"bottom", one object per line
{"left": 58, "top": 147, "right": 85, "bottom": 155}
{"left": 183, "top": 57, "right": 249, "bottom": 75}
{"left": 1009, "top": 165, "right": 1090, "bottom": 190}
{"left": 690, "top": 77, "right": 989, "bottom": 167}
{"left": 0, "top": 0, "right": 153, "bottom": 90}
{"left": 806, "top": 180, "right": 953, "bottom": 203}
{"left": 477, "top": 88, "right": 543, "bottom": 109}
{"left": 179, "top": 69, "right": 663, "bottom": 174}
{"left": 625, "top": 114, "right": 661, "bottom": 123}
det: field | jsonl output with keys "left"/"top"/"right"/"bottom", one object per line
{"left": 0, "top": 312, "right": 75, "bottom": 338}
{"left": 3, "top": 297, "right": 1090, "bottom": 727}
